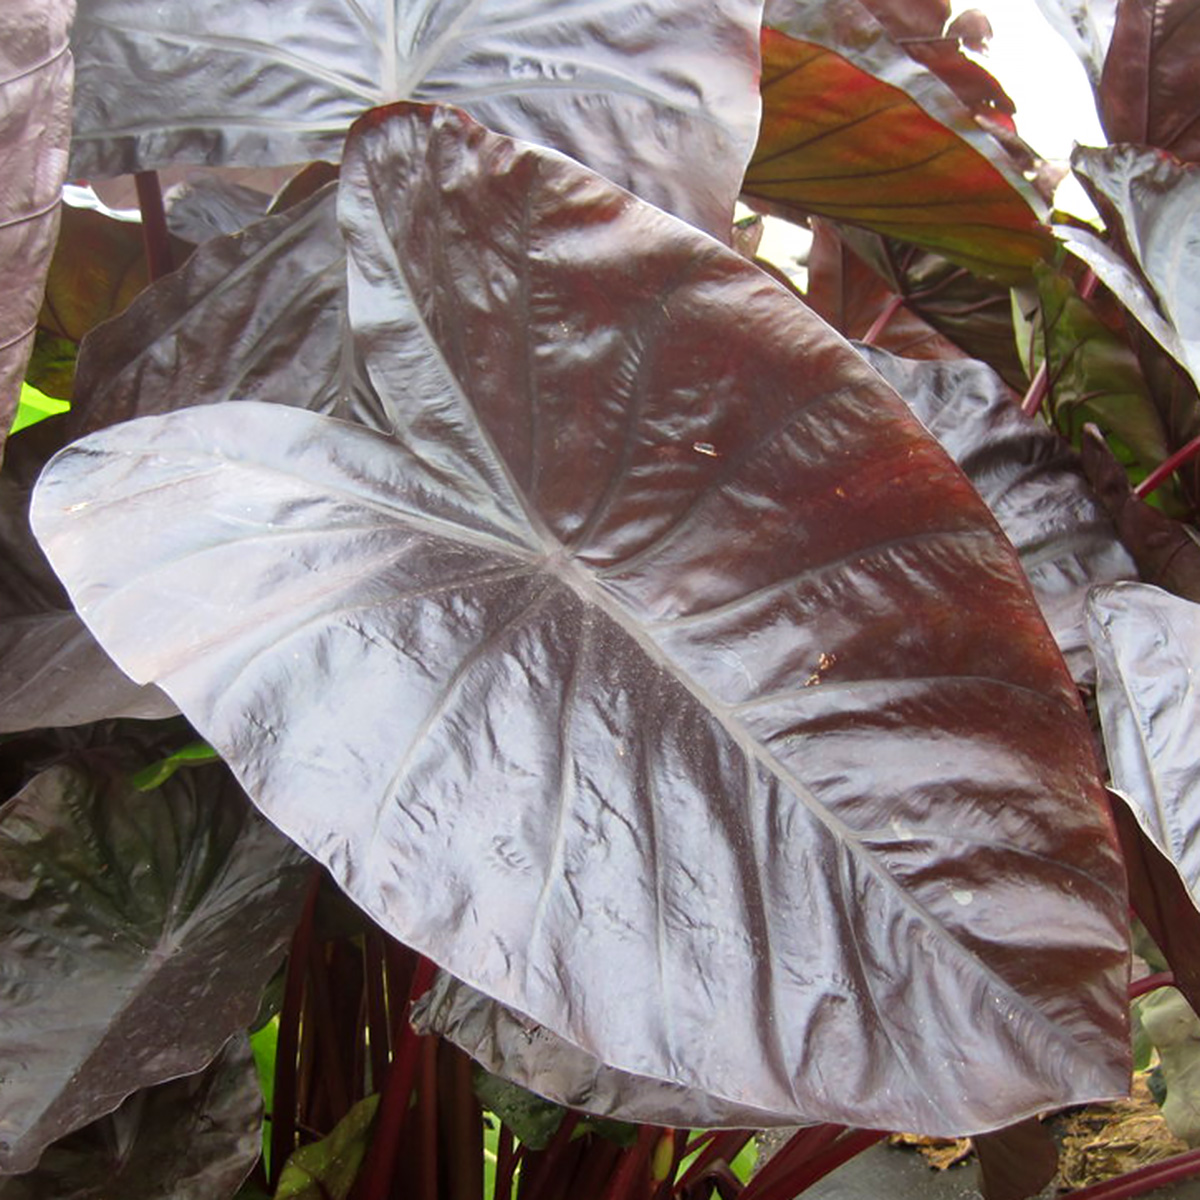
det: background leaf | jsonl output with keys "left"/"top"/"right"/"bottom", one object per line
{"left": 747, "top": 0, "right": 1050, "bottom": 280}
{"left": 68, "top": 0, "right": 764, "bottom": 240}
{"left": 0, "top": 0, "right": 75, "bottom": 456}
{"left": 33, "top": 103, "right": 1130, "bottom": 1136}
{"left": 0, "top": 746, "right": 308, "bottom": 1171}
{"left": 858, "top": 346, "right": 1137, "bottom": 682}
{"left": 1098, "top": 0, "right": 1200, "bottom": 160}
{"left": 0, "top": 1037, "right": 261, "bottom": 1200}
{"left": 1032, "top": 0, "right": 1118, "bottom": 87}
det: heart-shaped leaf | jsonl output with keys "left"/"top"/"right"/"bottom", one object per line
{"left": 1089, "top": 582, "right": 1200, "bottom": 911}
{"left": 0, "top": 745, "right": 309, "bottom": 1171}
{"left": 1099, "top": 0, "right": 1200, "bottom": 160}
{"left": 32, "top": 102, "right": 1129, "bottom": 1136}
{"left": 747, "top": 0, "right": 1050, "bottom": 281}
{"left": 0, "top": 1036, "right": 261, "bottom": 1200}
{"left": 0, "top": 0, "right": 74, "bottom": 454}
{"left": 858, "top": 347, "right": 1137, "bottom": 683}
{"left": 68, "top": 0, "right": 763, "bottom": 241}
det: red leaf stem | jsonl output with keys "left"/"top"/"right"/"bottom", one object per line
{"left": 133, "top": 171, "right": 174, "bottom": 281}
{"left": 1133, "top": 435, "right": 1200, "bottom": 500}
{"left": 1129, "top": 970, "right": 1176, "bottom": 1000}
{"left": 861, "top": 292, "right": 907, "bottom": 345}
{"left": 1065, "top": 1148, "right": 1200, "bottom": 1199}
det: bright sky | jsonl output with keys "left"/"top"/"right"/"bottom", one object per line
{"left": 952, "top": 0, "right": 1106, "bottom": 160}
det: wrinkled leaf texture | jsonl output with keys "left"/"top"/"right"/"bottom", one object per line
{"left": 747, "top": 0, "right": 1049, "bottom": 281}
{"left": 857, "top": 346, "right": 1136, "bottom": 683}
{"left": 0, "top": 749, "right": 308, "bottom": 1171}
{"left": 0, "top": 0, "right": 74, "bottom": 454}
{"left": 0, "top": 422, "right": 174, "bottom": 730}
{"left": 1099, "top": 0, "right": 1200, "bottom": 160}
{"left": 32, "top": 102, "right": 1129, "bottom": 1136}
{"left": 68, "top": 0, "right": 763, "bottom": 241}
{"left": 0, "top": 1037, "right": 261, "bottom": 1200}
{"left": 1068, "top": 145, "right": 1200, "bottom": 393}
{"left": 1089, "top": 583, "right": 1200, "bottom": 910}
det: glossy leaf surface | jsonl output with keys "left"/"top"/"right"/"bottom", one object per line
{"left": 0, "top": 0, "right": 74, "bottom": 452}
{"left": 0, "top": 749, "right": 308, "bottom": 1171}
{"left": 859, "top": 347, "right": 1136, "bottom": 683}
{"left": 1099, "top": 0, "right": 1200, "bottom": 160}
{"left": 0, "top": 1037, "right": 261, "bottom": 1200}
{"left": 747, "top": 0, "right": 1049, "bottom": 280}
{"left": 1070, "top": 146, "right": 1200, "bottom": 393}
{"left": 1089, "top": 582, "right": 1200, "bottom": 910}
{"left": 33, "top": 103, "right": 1129, "bottom": 1136}
{"left": 69, "top": 0, "right": 763, "bottom": 240}
{"left": 0, "top": 424, "right": 173, "bottom": 731}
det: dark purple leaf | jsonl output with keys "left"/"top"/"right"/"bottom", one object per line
{"left": 1089, "top": 582, "right": 1200, "bottom": 907}
{"left": 0, "top": 0, "right": 74, "bottom": 454}
{"left": 0, "top": 1036, "right": 261, "bottom": 1200}
{"left": 748, "top": 0, "right": 1051, "bottom": 281}
{"left": 32, "top": 102, "right": 1129, "bottom": 1136}
{"left": 64, "top": 186, "right": 388, "bottom": 440}
{"left": 973, "top": 1117, "right": 1059, "bottom": 1200}
{"left": 0, "top": 748, "right": 308, "bottom": 1171}
{"left": 1099, "top": 0, "right": 1200, "bottom": 160}
{"left": 162, "top": 175, "right": 272, "bottom": 244}
{"left": 857, "top": 347, "right": 1137, "bottom": 683}
{"left": 69, "top": 0, "right": 763, "bottom": 241}
{"left": 1032, "top": 0, "right": 1118, "bottom": 87}
{"left": 0, "top": 423, "right": 174, "bottom": 730}
{"left": 1066, "top": 145, "right": 1200, "bottom": 395}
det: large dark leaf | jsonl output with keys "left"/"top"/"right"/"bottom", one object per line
{"left": 0, "top": 0, "right": 74, "bottom": 452}
{"left": 1066, "top": 146, "right": 1200, "bottom": 394}
{"left": 1099, "top": 0, "right": 1200, "bottom": 160}
{"left": 68, "top": 0, "right": 763, "bottom": 241}
{"left": 858, "top": 347, "right": 1137, "bottom": 683}
{"left": 746, "top": 0, "right": 1050, "bottom": 281}
{"left": 0, "top": 1037, "right": 261, "bottom": 1200}
{"left": 1089, "top": 582, "right": 1200, "bottom": 907}
{"left": 973, "top": 1117, "right": 1059, "bottom": 1200}
{"left": 32, "top": 102, "right": 1129, "bottom": 1136}
{"left": 0, "top": 747, "right": 308, "bottom": 1171}
{"left": 0, "top": 423, "right": 174, "bottom": 730}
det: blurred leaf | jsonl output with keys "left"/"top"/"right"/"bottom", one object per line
{"left": 22, "top": 334, "right": 75, "bottom": 402}
{"left": 0, "top": 0, "right": 75, "bottom": 459}
{"left": 1032, "top": 0, "right": 1118, "bottom": 87}
{"left": 274, "top": 1095, "right": 379, "bottom": 1200}
{"left": 973, "top": 1118, "right": 1058, "bottom": 1200}
{"left": 1081, "top": 426, "right": 1200, "bottom": 601}
{"left": 0, "top": 748, "right": 309, "bottom": 1171}
{"left": 747, "top": 0, "right": 1050, "bottom": 280}
{"left": 0, "top": 1036, "right": 261, "bottom": 1200}
{"left": 130, "top": 739, "right": 219, "bottom": 790}
{"left": 473, "top": 1070, "right": 565, "bottom": 1151}
{"left": 10, "top": 384, "right": 68, "bottom": 435}
{"left": 1138, "top": 988, "right": 1200, "bottom": 1146}
{"left": 1099, "top": 0, "right": 1200, "bottom": 160}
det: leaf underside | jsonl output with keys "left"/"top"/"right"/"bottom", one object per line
{"left": 33, "top": 102, "right": 1129, "bottom": 1136}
